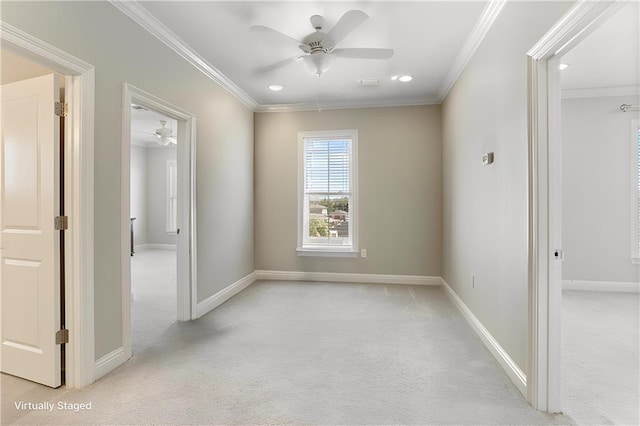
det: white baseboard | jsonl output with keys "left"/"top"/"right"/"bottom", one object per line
{"left": 134, "top": 243, "right": 176, "bottom": 251}
{"left": 254, "top": 270, "right": 441, "bottom": 286}
{"left": 562, "top": 280, "right": 639, "bottom": 293}
{"left": 197, "top": 272, "right": 256, "bottom": 318}
{"left": 440, "top": 278, "right": 527, "bottom": 396}
{"left": 94, "top": 347, "right": 128, "bottom": 380}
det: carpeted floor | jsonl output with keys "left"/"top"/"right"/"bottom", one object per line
{"left": 2, "top": 250, "right": 576, "bottom": 425}
{"left": 562, "top": 290, "right": 640, "bottom": 425}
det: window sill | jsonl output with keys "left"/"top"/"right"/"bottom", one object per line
{"left": 297, "top": 248, "right": 359, "bottom": 258}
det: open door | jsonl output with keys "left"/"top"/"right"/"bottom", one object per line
{"left": 1, "top": 74, "right": 62, "bottom": 388}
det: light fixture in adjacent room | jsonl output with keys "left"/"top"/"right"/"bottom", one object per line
{"left": 559, "top": 63, "right": 570, "bottom": 70}
{"left": 398, "top": 75, "right": 413, "bottom": 82}
{"left": 268, "top": 84, "right": 284, "bottom": 91}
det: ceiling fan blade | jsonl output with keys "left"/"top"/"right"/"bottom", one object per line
{"left": 256, "top": 55, "right": 304, "bottom": 74}
{"left": 327, "top": 10, "right": 368, "bottom": 45}
{"left": 333, "top": 48, "right": 394, "bottom": 59}
{"left": 250, "top": 25, "right": 304, "bottom": 48}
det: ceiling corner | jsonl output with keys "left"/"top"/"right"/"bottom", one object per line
{"left": 108, "top": 0, "right": 259, "bottom": 111}
{"left": 436, "top": 0, "right": 507, "bottom": 103}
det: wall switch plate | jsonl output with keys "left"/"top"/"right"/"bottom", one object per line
{"left": 361, "top": 249, "right": 367, "bottom": 258}
{"left": 482, "top": 152, "right": 494, "bottom": 165}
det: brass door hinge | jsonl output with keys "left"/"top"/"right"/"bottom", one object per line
{"left": 54, "top": 216, "right": 68, "bottom": 230}
{"left": 55, "top": 329, "right": 69, "bottom": 344}
{"left": 55, "top": 101, "right": 68, "bottom": 117}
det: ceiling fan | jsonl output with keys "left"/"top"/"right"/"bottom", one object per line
{"left": 132, "top": 120, "right": 177, "bottom": 146}
{"left": 251, "top": 10, "right": 394, "bottom": 76}
{"left": 154, "top": 120, "right": 176, "bottom": 146}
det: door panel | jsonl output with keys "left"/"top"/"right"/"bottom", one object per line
{"left": 1, "top": 74, "right": 61, "bottom": 387}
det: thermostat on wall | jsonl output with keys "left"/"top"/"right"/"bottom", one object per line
{"left": 482, "top": 152, "right": 494, "bottom": 165}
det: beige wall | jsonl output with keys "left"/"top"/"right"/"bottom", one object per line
{"left": 255, "top": 105, "right": 442, "bottom": 276}
{"left": 442, "top": 1, "right": 573, "bottom": 371}
{"left": 2, "top": 1, "right": 254, "bottom": 360}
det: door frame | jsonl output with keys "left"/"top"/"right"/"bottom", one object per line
{"left": 121, "top": 83, "right": 197, "bottom": 359}
{"left": 1, "top": 21, "right": 96, "bottom": 388}
{"left": 526, "top": 0, "right": 626, "bottom": 412}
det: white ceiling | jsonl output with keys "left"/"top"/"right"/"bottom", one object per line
{"left": 561, "top": 1, "right": 639, "bottom": 91}
{"left": 135, "top": 1, "right": 488, "bottom": 109}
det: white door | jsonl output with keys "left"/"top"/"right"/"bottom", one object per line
{"left": 0, "top": 74, "right": 62, "bottom": 387}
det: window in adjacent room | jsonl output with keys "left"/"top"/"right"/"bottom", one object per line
{"left": 297, "top": 129, "right": 358, "bottom": 256}
{"left": 632, "top": 120, "right": 640, "bottom": 262}
{"left": 166, "top": 159, "right": 178, "bottom": 234}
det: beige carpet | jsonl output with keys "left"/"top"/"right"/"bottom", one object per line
{"left": 562, "top": 290, "right": 640, "bottom": 425}
{"left": 3, "top": 250, "right": 575, "bottom": 425}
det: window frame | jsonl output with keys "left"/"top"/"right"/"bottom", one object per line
{"left": 166, "top": 158, "right": 178, "bottom": 234}
{"left": 631, "top": 119, "right": 640, "bottom": 264}
{"left": 297, "top": 129, "right": 359, "bottom": 257}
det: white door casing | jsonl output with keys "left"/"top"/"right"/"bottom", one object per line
{"left": 1, "top": 74, "right": 62, "bottom": 387}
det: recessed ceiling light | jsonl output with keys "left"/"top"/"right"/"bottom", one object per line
{"left": 398, "top": 75, "right": 413, "bottom": 82}
{"left": 268, "top": 84, "right": 284, "bottom": 91}
{"left": 559, "top": 63, "right": 570, "bottom": 70}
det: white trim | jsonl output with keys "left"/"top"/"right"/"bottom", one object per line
{"left": 255, "top": 270, "right": 441, "bottom": 286}
{"left": 1, "top": 21, "right": 96, "bottom": 388}
{"left": 440, "top": 278, "right": 527, "bottom": 396}
{"left": 196, "top": 272, "right": 256, "bottom": 318}
{"left": 108, "top": 1, "right": 257, "bottom": 111}
{"left": 526, "top": 0, "right": 627, "bottom": 413}
{"left": 437, "top": 0, "right": 507, "bottom": 101}
{"left": 122, "top": 83, "right": 198, "bottom": 368}
{"left": 561, "top": 85, "right": 640, "bottom": 99}
{"left": 296, "top": 248, "right": 359, "bottom": 258}
{"left": 256, "top": 97, "right": 438, "bottom": 113}
{"left": 562, "top": 280, "right": 640, "bottom": 293}
{"left": 134, "top": 243, "right": 177, "bottom": 251}
{"left": 94, "top": 347, "right": 126, "bottom": 380}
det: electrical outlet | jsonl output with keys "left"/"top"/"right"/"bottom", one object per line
{"left": 361, "top": 249, "right": 367, "bottom": 258}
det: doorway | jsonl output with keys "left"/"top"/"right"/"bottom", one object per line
{"left": 120, "top": 84, "right": 197, "bottom": 362}
{"left": 130, "top": 106, "right": 179, "bottom": 352}
{"left": 526, "top": 0, "right": 637, "bottom": 415}
{"left": 557, "top": 3, "right": 640, "bottom": 422}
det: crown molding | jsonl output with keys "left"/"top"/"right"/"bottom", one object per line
{"left": 109, "top": 1, "right": 259, "bottom": 111}
{"left": 437, "top": 0, "right": 507, "bottom": 102}
{"left": 561, "top": 85, "right": 640, "bottom": 99}
{"left": 255, "top": 96, "right": 439, "bottom": 113}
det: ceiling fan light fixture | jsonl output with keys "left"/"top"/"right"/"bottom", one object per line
{"left": 268, "top": 84, "right": 284, "bottom": 91}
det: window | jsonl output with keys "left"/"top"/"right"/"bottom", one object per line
{"left": 632, "top": 120, "right": 640, "bottom": 263}
{"left": 166, "top": 159, "right": 178, "bottom": 234}
{"left": 298, "top": 130, "right": 358, "bottom": 256}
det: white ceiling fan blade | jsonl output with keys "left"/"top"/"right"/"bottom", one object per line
{"left": 333, "top": 48, "right": 394, "bottom": 59}
{"left": 250, "top": 25, "right": 304, "bottom": 48}
{"left": 256, "top": 55, "right": 304, "bottom": 74}
{"left": 327, "top": 10, "right": 368, "bottom": 45}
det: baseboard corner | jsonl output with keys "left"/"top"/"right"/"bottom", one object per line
{"left": 196, "top": 271, "right": 256, "bottom": 318}
{"left": 440, "top": 278, "right": 527, "bottom": 396}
